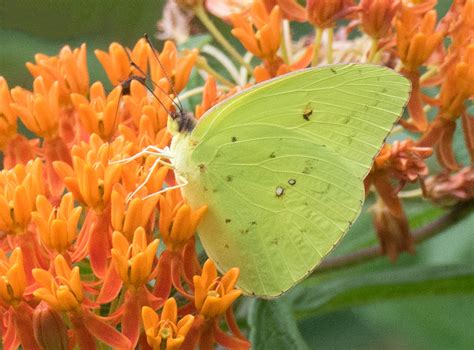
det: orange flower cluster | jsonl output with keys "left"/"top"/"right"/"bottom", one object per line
{"left": 0, "top": 39, "right": 248, "bottom": 349}
{"left": 1, "top": 0, "right": 473, "bottom": 348}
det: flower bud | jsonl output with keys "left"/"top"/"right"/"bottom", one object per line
{"left": 33, "top": 302, "right": 68, "bottom": 350}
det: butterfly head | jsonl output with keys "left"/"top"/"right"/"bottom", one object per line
{"left": 168, "top": 109, "right": 196, "bottom": 136}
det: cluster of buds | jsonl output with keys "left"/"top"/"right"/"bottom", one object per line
{"left": 1, "top": 0, "right": 473, "bottom": 348}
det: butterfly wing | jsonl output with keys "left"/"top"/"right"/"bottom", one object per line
{"left": 172, "top": 64, "right": 410, "bottom": 297}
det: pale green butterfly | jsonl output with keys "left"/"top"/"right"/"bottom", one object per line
{"left": 167, "top": 64, "right": 410, "bottom": 298}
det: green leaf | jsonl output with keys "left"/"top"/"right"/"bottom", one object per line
{"left": 248, "top": 298, "right": 309, "bottom": 350}
{"left": 290, "top": 264, "right": 474, "bottom": 320}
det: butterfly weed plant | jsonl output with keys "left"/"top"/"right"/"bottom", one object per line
{"left": 0, "top": 0, "right": 473, "bottom": 349}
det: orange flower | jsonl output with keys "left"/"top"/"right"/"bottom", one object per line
{"left": 148, "top": 40, "right": 198, "bottom": 94}
{"left": 0, "top": 77, "right": 18, "bottom": 149}
{"left": 32, "top": 193, "right": 82, "bottom": 254}
{"left": 10, "top": 76, "right": 60, "bottom": 139}
{"left": 71, "top": 82, "right": 122, "bottom": 141}
{"left": 372, "top": 197, "right": 414, "bottom": 262}
{"left": 0, "top": 248, "right": 27, "bottom": 307}
{"left": 0, "top": 158, "right": 45, "bottom": 236}
{"left": 53, "top": 134, "right": 123, "bottom": 212}
{"left": 111, "top": 186, "right": 159, "bottom": 241}
{"left": 230, "top": 1, "right": 282, "bottom": 62}
{"left": 159, "top": 192, "right": 207, "bottom": 252}
{"left": 360, "top": 0, "right": 400, "bottom": 39}
{"left": 306, "top": 0, "right": 357, "bottom": 29}
{"left": 263, "top": 0, "right": 307, "bottom": 22}
{"left": 26, "top": 44, "right": 89, "bottom": 102}
{"left": 193, "top": 260, "right": 241, "bottom": 319}
{"left": 33, "top": 254, "right": 83, "bottom": 312}
{"left": 142, "top": 298, "right": 194, "bottom": 350}
{"left": 423, "top": 167, "right": 474, "bottom": 206}
{"left": 396, "top": 7, "right": 443, "bottom": 72}
{"left": 95, "top": 39, "right": 149, "bottom": 87}
{"left": 438, "top": 44, "right": 474, "bottom": 121}
{"left": 111, "top": 228, "right": 159, "bottom": 290}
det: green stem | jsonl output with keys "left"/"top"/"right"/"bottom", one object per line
{"left": 327, "top": 27, "right": 334, "bottom": 64}
{"left": 368, "top": 37, "right": 379, "bottom": 63}
{"left": 196, "top": 56, "right": 235, "bottom": 87}
{"left": 311, "top": 27, "right": 324, "bottom": 67}
{"left": 194, "top": 4, "right": 253, "bottom": 73}
{"left": 314, "top": 200, "right": 474, "bottom": 274}
{"left": 280, "top": 20, "right": 291, "bottom": 64}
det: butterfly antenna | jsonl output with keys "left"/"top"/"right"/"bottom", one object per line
{"left": 144, "top": 33, "right": 185, "bottom": 113}
{"left": 129, "top": 61, "right": 180, "bottom": 114}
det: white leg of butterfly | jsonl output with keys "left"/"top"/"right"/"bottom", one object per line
{"left": 109, "top": 145, "right": 173, "bottom": 165}
{"left": 126, "top": 155, "right": 179, "bottom": 202}
{"left": 142, "top": 177, "right": 188, "bottom": 200}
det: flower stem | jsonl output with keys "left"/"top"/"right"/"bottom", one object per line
{"left": 314, "top": 200, "right": 474, "bottom": 274}
{"left": 368, "top": 37, "right": 379, "bottom": 63}
{"left": 420, "top": 66, "right": 439, "bottom": 83}
{"left": 281, "top": 19, "right": 292, "bottom": 64}
{"left": 327, "top": 27, "right": 334, "bottom": 64}
{"left": 311, "top": 27, "right": 324, "bottom": 66}
{"left": 196, "top": 56, "right": 235, "bottom": 88}
{"left": 194, "top": 4, "right": 253, "bottom": 73}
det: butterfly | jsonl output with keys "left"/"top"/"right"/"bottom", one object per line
{"left": 167, "top": 64, "right": 410, "bottom": 298}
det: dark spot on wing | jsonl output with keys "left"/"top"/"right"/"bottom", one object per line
{"left": 251, "top": 221, "right": 257, "bottom": 225}
{"left": 231, "top": 136, "right": 237, "bottom": 142}
{"left": 288, "top": 179, "right": 296, "bottom": 185}
{"left": 198, "top": 163, "right": 206, "bottom": 173}
{"left": 330, "top": 68, "right": 337, "bottom": 74}
{"left": 271, "top": 239, "right": 278, "bottom": 245}
{"left": 225, "top": 244, "right": 229, "bottom": 249}
{"left": 269, "top": 152, "right": 276, "bottom": 158}
{"left": 303, "top": 167, "right": 311, "bottom": 174}
{"left": 382, "top": 87, "right": 388, "bottom": 93}
{"left": 303, "top": 103, "right": 313, "bottom": 121}
{"left": 225, "top": 218, "right": 231, "bottom": 223}
{"left": 240, "top": 228, "right": 250, "bottom": 235}
{"left": 226, "top": 175, "right": 233, "bottom": 182}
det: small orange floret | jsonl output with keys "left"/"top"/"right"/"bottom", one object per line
{"left": 230, "top": 1, "right": 282, "bottom": 62}
{"left": 142, "top": 298, "right": 194, "bottom": 350}
{"left": 0, "top": 77, "right": 18, "bottom": 149}
{"left": 159, "top": 193, "right": 207, "bottom": 252}
{"left": 306, "top": 0, "right": 357, "bottom": 29}
{"left": 111, "top": 228, "right": 159, "bottom": 290}
{"left": 193, "top": 259, "right": 242, "bottom": 319}
{"left": 32, "top": 254, "right": 84, "bottom": 312}
{"left": 0, "top": 248, "right": 27, "bottom": 307}
{"left": 32, "top": 193, "right": 82, "bottom": 254}
{"left": 10, "top": 77, "right": 60, "bottom": 139}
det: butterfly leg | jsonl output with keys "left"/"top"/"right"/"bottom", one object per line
{"left": 109, "top": 145, "right": 173, "bottom": 165}
{"left": 142, "top": 177, "right": 189, "bottom": 200}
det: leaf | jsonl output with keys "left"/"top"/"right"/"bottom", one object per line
{"left": 248, "top": 298, "right": 309, "bottom": 350}
{"left": 290, "top": 264, "right": 474, "bottom": 320}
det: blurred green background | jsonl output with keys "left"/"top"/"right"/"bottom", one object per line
{"left": 1, "top": 1, "right": 472, "bottom": 349}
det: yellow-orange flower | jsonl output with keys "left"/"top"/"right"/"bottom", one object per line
{"left": 71, "top": 82, "right": 122, "bottom": 140}
{"left": 33, "top": 254, "right": 83, "bottom": 312}
{"left": 10, "top": 76, "right": 60, "bottom": 139}
{"left": 0, "top": 77, "right": 18, "bottom": 149}
{"left": 193, "top": 259, "right": 241, "bottom": 319}
{"left": 53, "top": 134, "right": 123, "bottom": 212}
{"left": 95, "top": 39, "right": 149, "bottom": 87}
{"left": 148, "top": 40, "right": 198, "bottom": 94}
{"left": 111, "top": 228, "right": 159, "bottom": 290}
{"left": 0, "top": 248, "right": 27, "bottom": 307}
{"left": 142, "top": 298, "right": 194, "bottom": 350}
{"left": 396, "top": 7, "right": 443, "bottom": 72}
{"left": 111, "top": 186, "right": 160, "bottom": 241}
{"left": 159, "top": 192, "right": 207, "bottom": 252}
{"left": 439, "top": 44, "right": 474, "bottom": 121}
{"left": 0, "top": 158, "right": 45, "bottom": 236}
{"left": 230, "top": 2, "right": 282, "bottom": 62}
{"left": 32, "top": 193, "right": 82, "bottom": 254}
{"left": 26, "top": 44, "right": 89, "bottom": 101}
